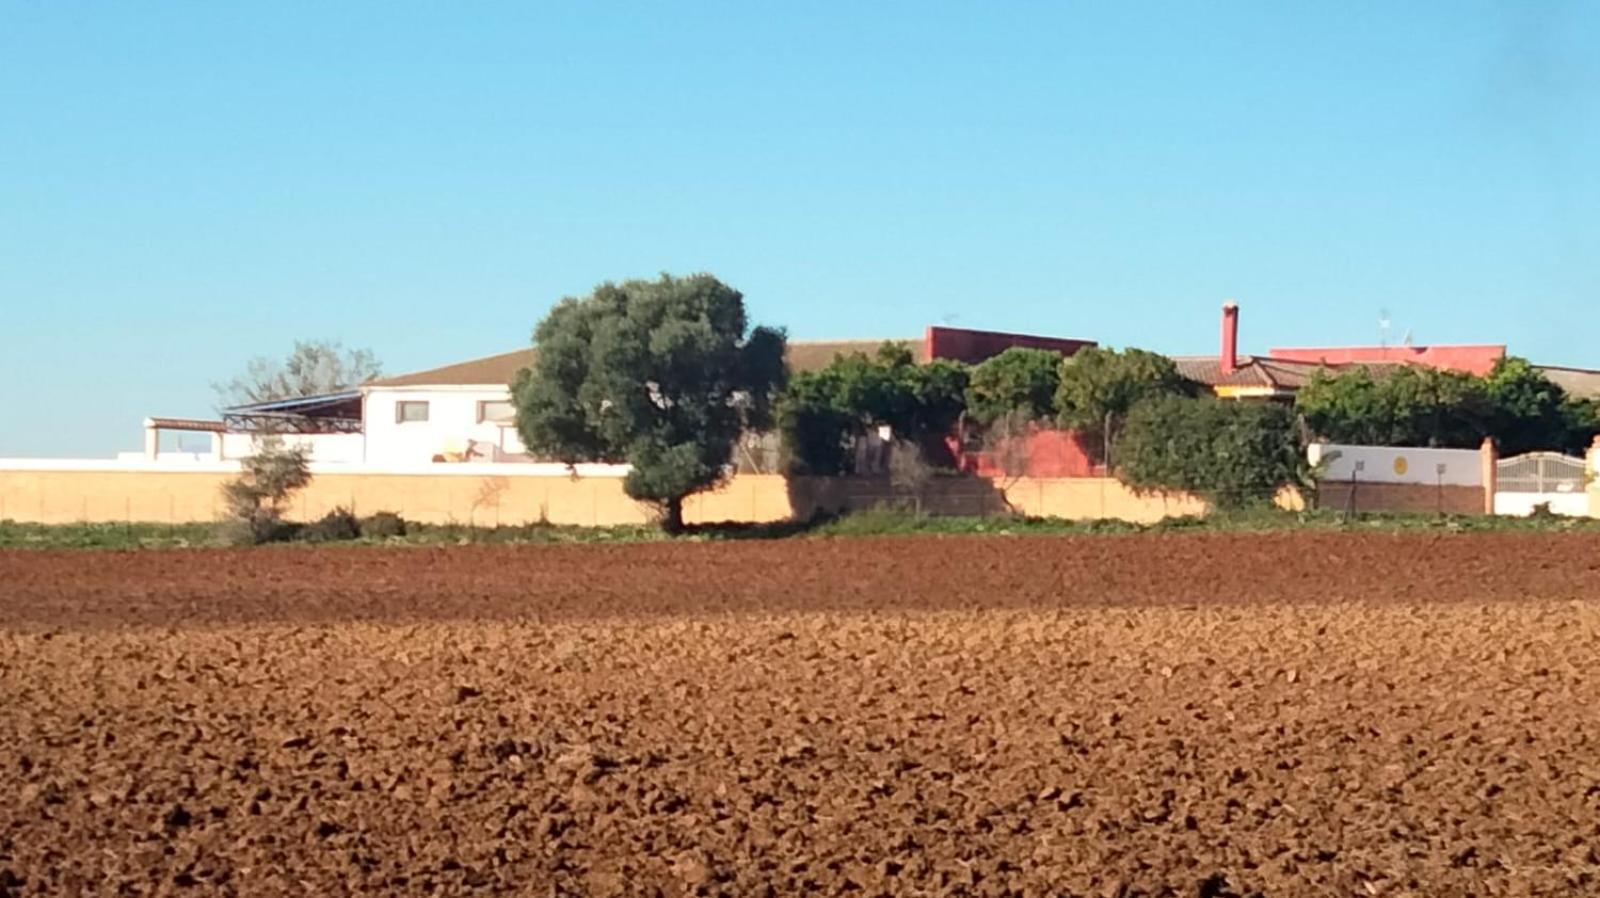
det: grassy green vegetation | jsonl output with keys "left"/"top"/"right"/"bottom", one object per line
{"left": 0, "top": 521, "right": 221, "bottom": 550}
{"left": 5, "top": 504, "right": 1599, "bottom": 551}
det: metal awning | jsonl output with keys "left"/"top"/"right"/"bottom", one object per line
{"left": 223, "top": 390, "right": 363, "bottom": 433}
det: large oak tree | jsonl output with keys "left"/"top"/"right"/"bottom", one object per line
{"left": 512, "top": 274, "right": 786, "bottom": 531}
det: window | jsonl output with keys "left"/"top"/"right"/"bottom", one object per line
{"left": 395, "top": 400, "right": 430, "bottom": 424}
{"left": 477, "top": 399, "right": 515, "bottom": 423}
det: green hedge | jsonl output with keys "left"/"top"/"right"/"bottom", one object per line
{"left": 1114, "top": 397, "right": 1305, "bottom": 508}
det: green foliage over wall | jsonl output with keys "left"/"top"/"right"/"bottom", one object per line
{"left": 1115, "top": 397, "right": 1305, "bottom": 508}
{"left": 965, "top": 347, "right": 1063, "bottom": 425}
{"left": 777, "top": 343, "right": 969, "bottom": 474}
{"left": 1055, "top": 346, "right": 1193, "bottom": 459}
{"left": 1297, "top": 357, "right": 1598, "bottom": 455}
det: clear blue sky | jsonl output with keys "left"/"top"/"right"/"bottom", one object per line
{"left": 2, "top": 2, "right": 1596, "bottom": 456}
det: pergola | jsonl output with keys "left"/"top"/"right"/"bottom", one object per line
{"left": 141, "top": 417, "right": 229, "bottom": 460}
{"left": 221, "top": 391, "right": 364, "bottom": 434}
{"left": 141, "top": 391, "right": 365, "bottom": 460}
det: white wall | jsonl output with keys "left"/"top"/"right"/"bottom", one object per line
{"left": 219, "top": 432, "right": 365, "bottom": 464}
{"left": 1493, "top": 492, "right": 1590, "bottom": 517}
{"left": 1308, "top": 443, "right": 1483, "bottom": 487}
{"left": 362, "top": 387, "right": 527, "bottom": 467}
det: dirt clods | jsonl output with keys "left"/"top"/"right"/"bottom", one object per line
{"left": 3, "top": 532, "right": 1600, "bottom": 895}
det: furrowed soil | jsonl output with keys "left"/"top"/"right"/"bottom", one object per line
{"left": 3, "top": 533, "right": 1600, "bottom": 897}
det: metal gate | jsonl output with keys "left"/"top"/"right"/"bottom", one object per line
{"left": 1494, "top": 452, "right": 1590, "bottom": 516}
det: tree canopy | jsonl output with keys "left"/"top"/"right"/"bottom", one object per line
{"left": 511, "top": 273, "right": 786, "bottom": 530}
{"left": 964, "top": 347, "right": 1063, "bottom": 426}
{"left": 1115, "top": 396, "right": 1305, "bottom": 508}
{"left": 777, "top": 343, "right": 969, "bottom": 475}
{"left": 214, "top": 340, "right": 382, "bottom": 408}
{"left": 1296, "top": 357, "right": 1598, "bottom": 455}
{"left": 1055, "top": 347, "right": 1193, "bottom": 458}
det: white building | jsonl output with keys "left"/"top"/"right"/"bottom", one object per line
{"left": 357, "top": 349, "right": 532, "bottom": 466}
{"left": 139, "top": 341, "right": 895, "bottom": 470}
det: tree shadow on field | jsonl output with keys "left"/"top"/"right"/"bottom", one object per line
{"left": 677, "top": 511, "right": 842, "bottom": 541}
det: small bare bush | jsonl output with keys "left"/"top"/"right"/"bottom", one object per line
{"left": 299, "top": 506, "right": 360, "bottom": 543}
{"left": 888, "top": 441, "right": 934, "bottom": 514}
{"left": 360, "top": 511, "right": 407, "bottom": 539}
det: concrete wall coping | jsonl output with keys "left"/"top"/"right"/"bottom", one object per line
{"left": 0, "top": 458, "right": 633, "bottom": 478}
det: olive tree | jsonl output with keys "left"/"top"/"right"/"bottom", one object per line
{"left": 512, "top": 274, "right": 786, "bottom": 531}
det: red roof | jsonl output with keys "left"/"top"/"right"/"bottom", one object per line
{"left": 1268, "top": 344, "right": 1505, "bottom": 376}
{"left": 923, "top": 326, "right": 1095, "bottom": 365}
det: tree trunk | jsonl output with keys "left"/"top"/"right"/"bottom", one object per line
{"left": 662, "top": 497, "right": 686, "bottom": 534}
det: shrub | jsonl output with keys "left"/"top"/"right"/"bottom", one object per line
{"left": 887, "top": 441, "right": 936, "bottom": 513}
{"left": 1114, "top": 397, "right": 1304, "bottom": 509}
{"left": 217, "top": 515, "right": 298, "bottom": 547}
{"left": 359, "top": 511, "right": 408, "bottom": 539}
{"left": 299, "top": 506, "right": 361, "bottom": 542}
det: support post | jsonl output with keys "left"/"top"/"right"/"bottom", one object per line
{"left": 142, "top": 419, "right": 159, "bottom": 461}
{"left": 1588, "top": 436, "right": 1600, "bottom": 519}
{"left": 1480, "top": 437, "right": 1497, "bottom": 516}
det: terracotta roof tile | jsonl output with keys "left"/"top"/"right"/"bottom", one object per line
{"left": 1175, "top": 356, "right": 1407, "bottom": 391}
{"left": 368, "top": 350, "right": 534, "bottom": 388}
{"left": 1538, "top": 365, "right": 1600, "bottom": 399}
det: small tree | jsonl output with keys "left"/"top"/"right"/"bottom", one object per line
{"left": 512, "top": 273, "right": 786, "bottom": 532}
{"left": 965, "top": 347, "right": 1063, "bottom": 426}
{"left": 219, "top": 438, "right": 312, "bottom": 544}
{"left": 1055, "top": 347, "right": 1191, "bottom": 462}
{"left": 214, "top": 340, "right": 382, "bottom": 408}
{"left": 1114, "top": 397, "right": 1303, "bottom": 509}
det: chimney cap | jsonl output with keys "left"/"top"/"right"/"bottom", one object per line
{"left": 1222, "top": 299, "right": 1239, "bottom": 310}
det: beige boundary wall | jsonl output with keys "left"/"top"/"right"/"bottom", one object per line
{"left": 1592, "top": 440, "right": 1600, "bottom": 519}
{"left": 0, "top": 464, "right": 1208, "bottom": 527}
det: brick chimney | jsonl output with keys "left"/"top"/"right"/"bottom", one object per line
{"left": 1220, "top": 300, "right": 1239, "bottom": 375}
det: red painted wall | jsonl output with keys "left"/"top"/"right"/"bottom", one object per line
{"left": 956, "top": 428, "right": 1100, "bottom": 478}
{"left": 924, "top": 326, "right": 1095, "bottom": 365}
{"left": 1268, "top": 344, "right": 1505, "bottom": 376}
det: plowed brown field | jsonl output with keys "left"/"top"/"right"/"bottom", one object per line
{"left": 3, "top": 532, "right": 1600, "bottom": 896}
